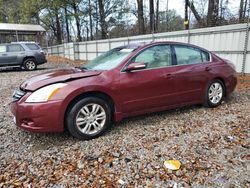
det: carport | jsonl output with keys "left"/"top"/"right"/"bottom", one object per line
{"left": 0, "top": 23, "right": 46, "bottom": 45}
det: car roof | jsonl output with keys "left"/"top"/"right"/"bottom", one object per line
{"left": 0, "top": 42, "right": 38, "bottom": 45}
{"left": 11, "top": 41, "right": 38, "bottom": 44}
{"left": 123, "top": 41, "right": 210, "bottom": 53}
{"left": 115, "top": 42, "right": 147, "bottom": 50}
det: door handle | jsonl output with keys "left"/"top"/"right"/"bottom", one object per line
{"left": 2, "top": 54, "right": 7, "bottom": 56}
{"left": 205, "top": 67, "right": 212, "bottom": 71}
{"left": 164, "top": 73, "right": 174, "bottom": 79}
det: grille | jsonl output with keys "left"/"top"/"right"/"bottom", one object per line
{"left": 12, "top": 88, "right": 26, "bottom": 101}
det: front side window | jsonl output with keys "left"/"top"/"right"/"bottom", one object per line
{"left": 0, "top": 45, "right": 6, "bottom": 53}
{"left": 174, "top": 45, "right": 210, "bottom": 65}
{"left": 7, "top": 44, "right": 24, "bottom": 52}
{"left": 131, "top": 45, "right": 172, "bottom": 69}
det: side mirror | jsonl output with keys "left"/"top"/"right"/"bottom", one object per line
{"left": 125, "top": 62, "right": 146, "bottom": 72}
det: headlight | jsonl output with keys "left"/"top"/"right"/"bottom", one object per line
{"left": 25, "top": 83, "right": 67, "bottom": 103}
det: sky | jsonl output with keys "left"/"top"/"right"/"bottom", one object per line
{"left": 154, "top": 0, "right": 240, "bottom": 18}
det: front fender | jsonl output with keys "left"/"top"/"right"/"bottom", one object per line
{"left": 55, "top": 81, "right": 122, "bottom": 129}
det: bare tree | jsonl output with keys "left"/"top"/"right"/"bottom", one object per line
{"left": 136, "top": 0, "right": 145, "bottom": 34}
{"left": 155, "top": 0, "right": 159, "bottom": 31}
{"left": 64, "top": 7, "right": 70, "bottom": 42}
{"left": 239, "top": 0, "right": 248, "bottom": 23}
{"left": 149, "top": 0, "right": 155, "bottom": 33}
{"left": 187, "top": 0, "right": 203, "bottom": 26}
{"left": 53, "top": 9, "right": 62, "bottom": 44}
{"left": 98, "top": 0, "right": 108, "bottom": 39}
{"left": 243, "top": 0, "right": 248, "bottom": 18}
{"left": 71, "top": 1, "right": 82, "bottom": 41}
{"left": 207, "top": 0, "right": 219, "bottom": 26}
{"left": 95, "top": 0, "right": 99, "bottom": 39}
{"left": 218, "top": 0, "right": 230, "bottom": 24}
{"left": 88, "top": 0, "right": 94, "bottom": 40}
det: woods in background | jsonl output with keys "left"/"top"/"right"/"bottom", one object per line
{"left": 0, "top": 0, "right": 249, "bottom": 45}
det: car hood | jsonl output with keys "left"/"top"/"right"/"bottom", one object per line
{"left": 20, "top": 68, "right": 102, "bottom": 91}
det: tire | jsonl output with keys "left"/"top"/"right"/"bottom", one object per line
{"left": 23, "top": 58, "right": 37, "bottom": 71}
{"left": 66, "top": 97, "right": 112, "bottom": 140}
{"left": 204, "top": 79, "right": 225, "bottom": 108}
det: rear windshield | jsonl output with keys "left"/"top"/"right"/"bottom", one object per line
{"left": 25, "top": 43, "right": 40, "bottom": 50}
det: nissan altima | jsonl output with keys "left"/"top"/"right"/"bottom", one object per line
{"left": 10, "top": 42, "right": 237, "bottom": 140}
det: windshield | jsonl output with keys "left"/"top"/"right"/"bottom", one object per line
{"left": 83, "top": 48, "right": 134, "bottom": 70}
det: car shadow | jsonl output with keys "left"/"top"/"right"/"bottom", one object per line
{"left": 0, "top": 67, "right": 49, "bottom": 73}
{"left": 114, "top": 104, "right": 202, "bottom": 127}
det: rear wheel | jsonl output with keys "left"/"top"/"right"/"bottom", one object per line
{"left": 66, "top": 97, "right": 111, "bottom": 140}
{"left": 23, "top": 58, "right": 37, "bottom": 71}
{"left": 204, "top": 79, "right": 225, "bottom": 107}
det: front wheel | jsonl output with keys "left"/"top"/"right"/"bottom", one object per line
{"left": 66, "top": 97, "right": 111, "bottom": 140}
{"left": 204, "top": 79, "right": 225, "bottom": 107}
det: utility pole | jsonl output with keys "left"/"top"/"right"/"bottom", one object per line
{"left": 185, "top": 0, "right": 189, "bottom": 30}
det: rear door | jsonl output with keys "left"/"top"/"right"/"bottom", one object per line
{"left": 118, "top": 44, "right": 179, "bottom": 115}
{"left": 6, "top": 44, "right": 25, "bottom": 65}
{"left": 172, "top": 45, "right": 212, "bottom": 104}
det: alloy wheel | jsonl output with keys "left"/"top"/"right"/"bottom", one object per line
{"left": 75, "top": 103, "right": 106, "bottom": 135}
{"left": 26, "top": 61, "right": 36, "bottom": 70}
{"left": 208, "top": 82, "right": 223, "bottom": 104}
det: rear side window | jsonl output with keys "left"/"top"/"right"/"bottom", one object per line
{"left": 174, "top": 45, "right": 210, "bottom": 65}
{"left": 201, "top": 51, "right": 210, "bottom": 62}
{"left": 0, "top": 45, "right": 6, "bottom": 53}
{"left": 7, "top": 44, "right": 24, "bottom": 52}
{"left": 25, "top": 43, "right": 40, "bottom": 50}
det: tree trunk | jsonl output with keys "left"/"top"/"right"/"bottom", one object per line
{"left": 64, "top": 7, "right": 70, "bottom": 42}
{"left": 187, "top": 0, "right": 202, "bottom": 26}
{"left": 136, "top": 0, "right": 145, "bottom": 34}
{"left": 86, "top": 26, "right": 89, "bottom": 41}
{"left": 149, "top": 0, "right": 155, "bottom": 33}
{"left": 155, "top": 0, "right": 159, "bottom": 32}
{"left": 95, "top": 0, "right": 99, "bottom": 39}
{"left": 239, "top": 0, "right": 244, "bottom": 23}
{"left": 72, "top": 2, "right": 82, "bottom": 42}
{"left": 55, "top": 10, "right": 62, "bottom": 44}
{"left": 98, "top": 0, "right": 108, "bottom": 39}
{"left": 88, "top": 0, "right": 94, "bottom": 40}
{"left": 185, "top": 0, "right": 189, "bottom": 29}
{"left": 207, "top": 0, "right": 219, "bottom": 27}
{"left": 243, "top": 0, "right": 248, "bottom": 19}
{"left": 219, "top": 0, "right": 223, "bottom": 23}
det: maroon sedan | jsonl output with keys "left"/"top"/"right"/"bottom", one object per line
{"left": 10, "top": 42, "right": 237, "bottom": 140}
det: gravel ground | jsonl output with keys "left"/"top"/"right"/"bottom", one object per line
{"left": 0, "top": 62, "right": 249, "bottom": 188}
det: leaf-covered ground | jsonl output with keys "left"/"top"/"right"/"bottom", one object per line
{"left": 0, "top": 62, "right": 249, "bottom": 188}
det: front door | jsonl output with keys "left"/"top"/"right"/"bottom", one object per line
{"left": 118, "top": 44, "right": 178, "bottom": 115}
